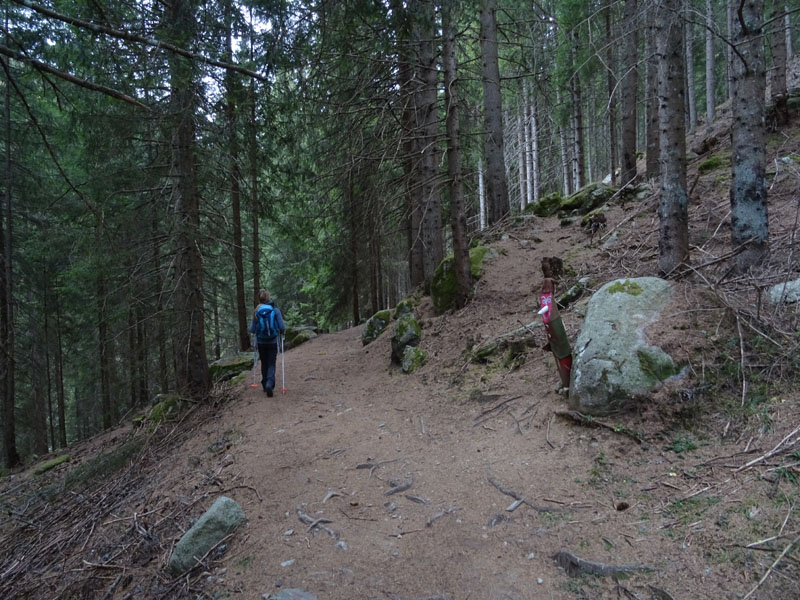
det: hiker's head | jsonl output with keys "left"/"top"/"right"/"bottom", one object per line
{"left": 258, "top": 289, "right": 271, "bottom": 304}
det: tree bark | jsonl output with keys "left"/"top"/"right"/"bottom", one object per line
{"left": 646, "top": 8, "right": 660, "bottom": 179}
{"left": 685, "top": 1, "right": 697, "bottom": 132}
{"left": 167, "top": 0, "right": 210, "bottom": 400}
{"left": 225, "top": 13, "right": 248, "bottom": 353}
{"left": 1, "top": 35, "right": 20, "bottom": 467}
{"left": 730, "top": 0, "right": 768, "bottom": 271}
{"left": 607, "top": 0, "right": 619, "bottom": 187}
{"left": 621, "top": 0, "right": 639, "bottom": 185}
{"left": 417, "top": 0, "right": 443, "bottom": 290}
{"left": 54, "top": 287, "right": 66, "bottom": 447}
{"left": 248, "top": 12, "right": 260, "bottom": 305}
{"left": 705, "top": 0, "right": 716, "bottom": 125}
{"left": 443, "top": 3, "right": 472, "bottom": 310}
{"left": 656, "top": 0, "right": 689, "bottom": 275}
{"left": 769, "top": 3, "right": 789, "bottom": 126}
{"left": 480, "top": 0, "right": 510, "bottom": 224}
{"left": 570, "top": 66, "right": 586, "bottom": 190}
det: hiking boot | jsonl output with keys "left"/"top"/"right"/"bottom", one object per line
{"left": 266, "top": 387, "right": 274, "bottom": 397}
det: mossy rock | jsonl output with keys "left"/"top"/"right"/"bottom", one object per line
{"left": 393, "top": 296, "right": 418, "bottom": 320}
{"left": 560, "top": 182, "right": 617, "bottom": 215}
{"left": 391, "top": 313, "right": 422, "bottom": 364}
{"left": 607, "top": 279, "right": 643, "bottom": 296}
{"left": 430, "top": 245, "right": 490, "bottom": 314}
{"left": 34, "top": 454, "right": 71, "bottom": 475}
{"left": 637, "top": 348, "right": 679, "bottom": 385}
{"left": 362, "top": 309, "right": 391, "bottom": 346}
{"left": 698, "top": 154, "right": 727, "bottom": 174}
{"left": 149, "top": 393, "right": 183, "bottom": 424}
{"left": 209, "top": 354, "right": 254, "bottom": 382}
{"left": 532, "top": 192, "right": 564, "bottom": 217}
{"left": 285, "top": 326, "right": 317, "bottom": 349}
{"left": 402, "top": 345, "right": 427, "bottom": 373}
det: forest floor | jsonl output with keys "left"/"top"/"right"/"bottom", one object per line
{"left": 3, "top": 127, "right": 800, "bottom": 599}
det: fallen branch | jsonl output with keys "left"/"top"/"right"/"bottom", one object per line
{"left": 553, "top": 549, "right": 652, "bottom": 577}
{"left": 487, "top": 476, "right": 564, "bottom": 513}
{"left": 735, "top": 424, "right": 800, "bottom": 472}
{"left": 555, "top": 410, "right": 643, "bottom": 444}
{"left": 741, "top": 532, "right": 800, "bottom": 600}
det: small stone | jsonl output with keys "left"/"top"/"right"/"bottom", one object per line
{"left": 527, "top": 553, "right": 535, "bottom": 560}
{"left": 283, "top": 530, "right": 293, "bottom": 536}
{"left": 336, "top": 540, "right": 349, "bottom": 551}
{"left": 280, "top": 559, "right": 295, "bottom": 568}
{"left": 537, "top": 578, "right": 543, "bottom": 584}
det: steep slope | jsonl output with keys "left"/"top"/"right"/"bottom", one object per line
{"left": 3, "top": 128, "right": 800, "bottom": 599}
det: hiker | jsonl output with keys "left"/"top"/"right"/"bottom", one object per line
{"left": 250, "top": 290, "right": 286, "bottom": 397}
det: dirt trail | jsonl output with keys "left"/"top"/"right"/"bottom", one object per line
{"left": 181, "top": 220, "right": 794, "bottom": 600}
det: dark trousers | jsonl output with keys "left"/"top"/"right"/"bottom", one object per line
{"left": 257, "top": 342, "right": 278, "bottom": 391}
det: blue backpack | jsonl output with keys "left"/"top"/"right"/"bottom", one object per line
{"left": 255, "top": 304, "right": 277, "bottom": 339}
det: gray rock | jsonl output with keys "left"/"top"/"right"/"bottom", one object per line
{"left": 569, "top": 277, "right": 678, "bottom": 416}
{"left": 391, "top": 313, "right": 421, "bottom": 364}
{"left": 767, "top": 279, "right": 800, "bottom": 304}
{"left": 266, "top": 590, "right": 318, "bottom": 600}
{"left": 402, "top": 345, "right": 427, "bottom": 373}
{"left": 362, "top": 310, "right": 391, "bottom": 346}
{"left": 167, "top": 496, "right": 246, "bottom": 575}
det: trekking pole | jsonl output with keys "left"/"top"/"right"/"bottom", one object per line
{"left": 280, "top": 334, "right": 287, "bottom": 394}
{"left": 250, "top": 335, "right": 259, "bottom": 388}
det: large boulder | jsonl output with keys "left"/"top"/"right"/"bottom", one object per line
{"left": 430, "top": 246, "right": 490, "bottom": 314}
{"left": 391, "top": 313, "right": 421, "bottom": 364}
{"left": 362, "top": 309, "right": 391, "bottom": 346}
{"left": 209, "top": 354, "right": 254, "bottom": 382}
{"left": 285, "top": 326, "right": 317, "bottom": 349}
{"left": 569, "top": 277, "right": 679, "bottom": 416}
{"left": 168, "top": 496, "right": 246, "bottom": 575}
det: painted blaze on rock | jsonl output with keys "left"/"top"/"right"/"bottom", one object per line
{"left": 569, "top": 277, "right": 678, "bottom": 416}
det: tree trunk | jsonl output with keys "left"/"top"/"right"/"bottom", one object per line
{"left": 786, "top": 8, "right": 793, "bottom": 61}
{"left": 727, "top": 0, "right": 735, "bottom": 100}
{"left": 480, "top": 0, "right": 510, "bottom": 224}
{"left": 167, "top": 0, "right": 210, "bottom": 400}
{"left": 685, "top": 2, "right": 697, "bottom": 133}
{"left": 443, "top": 3, "right": 472, "bottom": 310}
{"left": 54, "top": 288, "right": 66, "bottom": 447}
{"left": 570, "top": 69, "right": 586, "bottom": 190}
{"left": 656, "top": 0, "right": 689, "bottom": 275}
{"left": 248, "top": 12, "right": 261, "bottom": 305}
{"left": 225, "top": 3, "right": 248, "bottom": 353}
{"left": 705, "top": 0, "right": 716, "bottom": 125}
{"left": 1, "top": 38, "right": 20, "bottom": 467}
{"left": 730, "top": 0, "right": 768, "bottom": 271}
{"left": 607, "top": 0, "right": 619, "bottom": 187}
{"left": 769, "top": 3, "right": 789, "bottom": 126}
{"left": 517, "top": 109, "right": 527, "bottom": 210}
{"left": 347, "top": 170, "right": 360, "bottom": 324}
{"left": 418, "top": 0, "right": 443, "bottom": 289}
{"left": 646, "top": 8, "right": 660, "bottom": 179}
{"left": 96, "top": 241, "right": 112, "bottom": 429}
{"left": 478, "top": 157, "right": 486, "bottom": 230}
{"left": 30, "top": 312, "right": 48, "bottom": 455}
{"left": 621, "top": 0, "right": 639, "bottom": 185}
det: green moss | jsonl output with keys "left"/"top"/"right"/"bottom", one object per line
{"left": 431, "top": 246, "right": 489, "bottom": 314}
{"left": 34, "top": 454, "right": 71, "bottom": 475}
{"left": 62, "top": 439, "right": 143, "bottom": 493}
{"left": 698, "top": 155, "right": 727, "bottom": 173}
{"left": 402, "top": 346, "right": 427, "bottom": 373}
{"left": 209, "top": 354, "right": 254, "bottom": 382}
{"left": 532, "top": 192, "right": 564, "bottom": 217}
{"left": 607, "top": 280, "right": 643, "bottom": 295}
{"left": 637, "top": 349, "right": 678, "bottom": 383}
{"left": 149, "top": 393, "right": 182, "bottom": 424}
{"left": 393, "top": 297, "right": 418, "bottom": 320}
{"left": 362, "top": 309, "right": 391, "bottom": 345}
